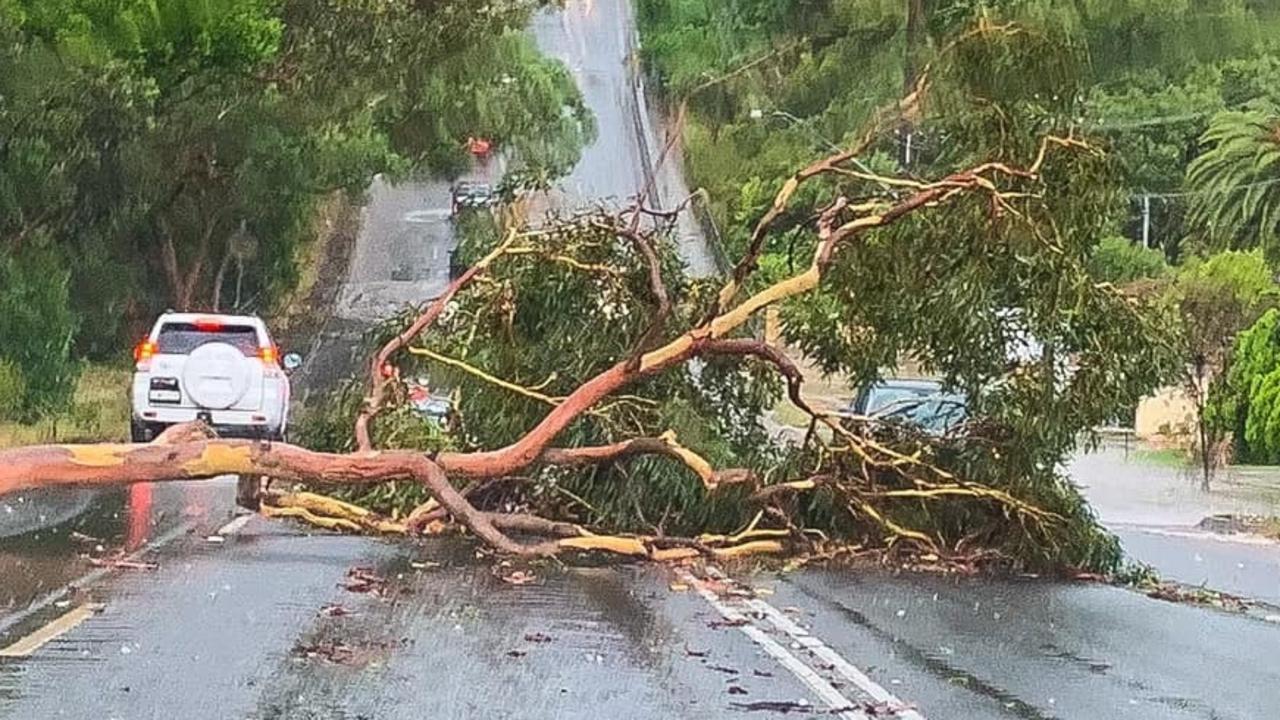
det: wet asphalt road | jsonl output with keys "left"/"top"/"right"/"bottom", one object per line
{"left": 2, "top": 501, "right": 1279, "bottom": 720}
{"left": 1072, "top": 444, "right": 1280, "bottom": 605}
{"left": 0, "top": 482, "right": 236, "bottom": 626}
{"left": 531, "top": 0, "right": 718, "bottom": 275}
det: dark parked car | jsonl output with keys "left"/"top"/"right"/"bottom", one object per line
{"left": 450, "top": 180, "right": 495, "bottom": 216}
{"left": 845, "top": 378, "right": 968, "bottom": 435}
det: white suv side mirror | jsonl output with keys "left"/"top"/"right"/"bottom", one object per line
{"left": 282, "top": 352, "right": 303, "bottom": 372}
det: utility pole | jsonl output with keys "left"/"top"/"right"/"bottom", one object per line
{"left": 900, "top": 0, "right": 927, "bottom": 168}
{"left": 1141, "top": 194, "right": 1151, "bottom": 249}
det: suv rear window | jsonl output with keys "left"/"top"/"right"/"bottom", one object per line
{"left": 156, "top": 323, "right": 259, "bottom": 355}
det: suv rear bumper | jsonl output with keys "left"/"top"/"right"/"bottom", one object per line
{"left": 132, "top": 408, "right": 285, "bottom": 441}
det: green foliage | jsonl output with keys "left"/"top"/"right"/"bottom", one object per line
{"left": 430, "top": 215, "right": 781, "bottom": 534}
{"left": 1171, "top": 249, "right": 1277, "bottom": 373}
{"left": 0, "top": 0, "right": 589, "bottom": 360}
{"left": 1087, "top": 236, "right": 1169, "bottom": 285}
{"left": 0, "top": 242, "right": 80, "bottom": 418}
{"left": 0, "top": 360, "right": 26, "bottom": 422}
{"left": 303, "top": 211, "right": 783, "bottom": 533}
{"left": 1186, "top": 105, "right": 1280, "bottom": 257}
{"left": 11, "top": 0, "right": 283, "bottom": 73}
{"left": 630, "top": 1, "right": 1229, "bottom": 570}
{"left": 639, "top": 0, "right": 1280, "bottom": 264}
{"left": 1208, "top": 309, "right": 1280, "bottom": 463}
{"left": 0, "top": 364, "right": 131, "bottom": 446}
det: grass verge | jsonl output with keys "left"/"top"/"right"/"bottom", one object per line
{"left": 0, "top": 365, "right": 130, "bottom": 448}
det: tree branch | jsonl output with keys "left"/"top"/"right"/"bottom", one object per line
{"left": 436, "top": 156, "right": 1041, "bottom": 483}
{"left": 0, "top": 436, "right": 553, "bottom": 556}
{"left": 591, "top": 219, "right": 671, "bottom": 361}
{"left": 354, "top": 229, "right": 519, "bottom": 450}
{"left": 539, "top": 431, "right": 736, "bottom": 490}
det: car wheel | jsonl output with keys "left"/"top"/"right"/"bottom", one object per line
{"left": 130, "top": 419, "right": 149, "bottom": 443}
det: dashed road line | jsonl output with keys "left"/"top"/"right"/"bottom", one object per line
{"left": 685, "top": 566, "right": 927, "bottom": 720}
{"left": 215, "top": 513, "right": 254, "bottom": 537}
{"left": 678, "top": 568, "right": 867, "bottom": 720}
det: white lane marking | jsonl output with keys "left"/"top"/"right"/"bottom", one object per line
{"left": 0, "top": 603, "right": 104, "bottom": 658}
{"left": 744, "top": 597, "right": 927, "bottom": 720}
{"left": 678, "top": 569, "right": 867, "bottom": 720}
{"left": 215, "top": 513, "right": 254, "bottom": 537}
{"left": 694, "top": 566, "right": 928, "bottom": 720}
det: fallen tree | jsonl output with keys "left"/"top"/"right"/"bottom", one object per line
{"left": 0, "top": 126, "right": 1170, "bottom": 569}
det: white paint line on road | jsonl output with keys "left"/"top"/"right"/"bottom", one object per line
{"left": 0, "top": 603, "right": 103, "bottom": 658}
{"left": 694, "top": 566, "right": 927, "bottom": 720}
{"left": 215, "top": 513, "right": 254, "bottom": 537}
{"left": 744, "top": 597, "right": 927, "bottom": 720}
{"left": 677, "top": 569, "right": 868, "bottom": 720}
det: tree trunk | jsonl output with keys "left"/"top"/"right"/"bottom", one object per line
{"left": 157, "top": 214, "right": 218, "bottom": 310}
{"left": 212, "top": 248, "right": 233, "bottom": 311}
{"left": 0, "top": 436, "right": 545, "bottom": 555}
{"left": 901, "top": 0, "right": 927, "bottom": 167}
{"left": 234, "top": 256, "right": 245, "bottom": 310}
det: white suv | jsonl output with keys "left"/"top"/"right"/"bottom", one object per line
{"left": 130, "top": 313, "right": 301, "bottom": 442}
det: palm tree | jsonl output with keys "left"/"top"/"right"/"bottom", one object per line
{"left": 1186, "top": 106, "right": 1280, "bottom": 255}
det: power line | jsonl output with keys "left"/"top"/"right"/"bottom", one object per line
{"left": 1136, "top": 177, "right": 1280, "bottom": 200}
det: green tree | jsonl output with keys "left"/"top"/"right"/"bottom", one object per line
{"left": 1208, "top": 308, "right": 1280, "bottom": 463}
{"left": 1, "top": 0, "right": 593, "bottom": 357}
{"left": 1087, "top": 235, "right": 1169, "bottom": 286}
{"left": 1186, "top": 105, "right": 1280, "bottom": 257}
{"left": 1170, "top": 250, "right": 1277, "bottom": 487}
{"left": 0, "top": 242, "right": 80, "bottom": 418}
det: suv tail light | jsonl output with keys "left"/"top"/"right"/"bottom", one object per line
{"left": 134, "top": 339, "right": 157, "bottom": 366}
{"left": 259, "top": 345, "right": 279, "bottom": 365}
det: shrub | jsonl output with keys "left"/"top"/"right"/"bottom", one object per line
{"left": 0, "top": 244, "right": 81, "bottom": 418}
{"left": 1087, "top": 235, "right": 1169, "bottom": 285}
{"left": 0, "top": 360, "right": 26, "bottom": 422}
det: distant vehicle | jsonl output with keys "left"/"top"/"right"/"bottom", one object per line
{"left": 407, "top": 379, "right": 455, "bottom": 430}
{"left": 450, "top": 180, "right": 496, "bottom": 216}
{"left": 129, "top": 312, "right": 303, "bottom": 443}
{"left": 844, "top": 378, "right": 967, "bottom": 435}
{"left": 391, "top": 263, "right": 414, "bottom": 281}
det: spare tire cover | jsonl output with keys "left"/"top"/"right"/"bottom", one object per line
{"left": 182, "top": 342, "right": 252, "bottom": 410}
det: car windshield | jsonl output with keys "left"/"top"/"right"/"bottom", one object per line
{"left": 863, "top": 384, "right": 940, "bottom": 415}
{"left": 861, "top": 383, "right": 967, "bottom": 433}
{"left": 455, "top": 182, "right": 490, "bottom": 195}
{"left": 156, "top": 323, "right": 259, "bottom": 355}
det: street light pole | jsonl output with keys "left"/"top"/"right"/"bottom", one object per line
{"left": 754, "top": 109, "right": 888, "bottom": 186}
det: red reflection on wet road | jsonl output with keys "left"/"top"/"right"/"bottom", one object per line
{"left": 126, "top": 483, "right": 153, "bottom": 550}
